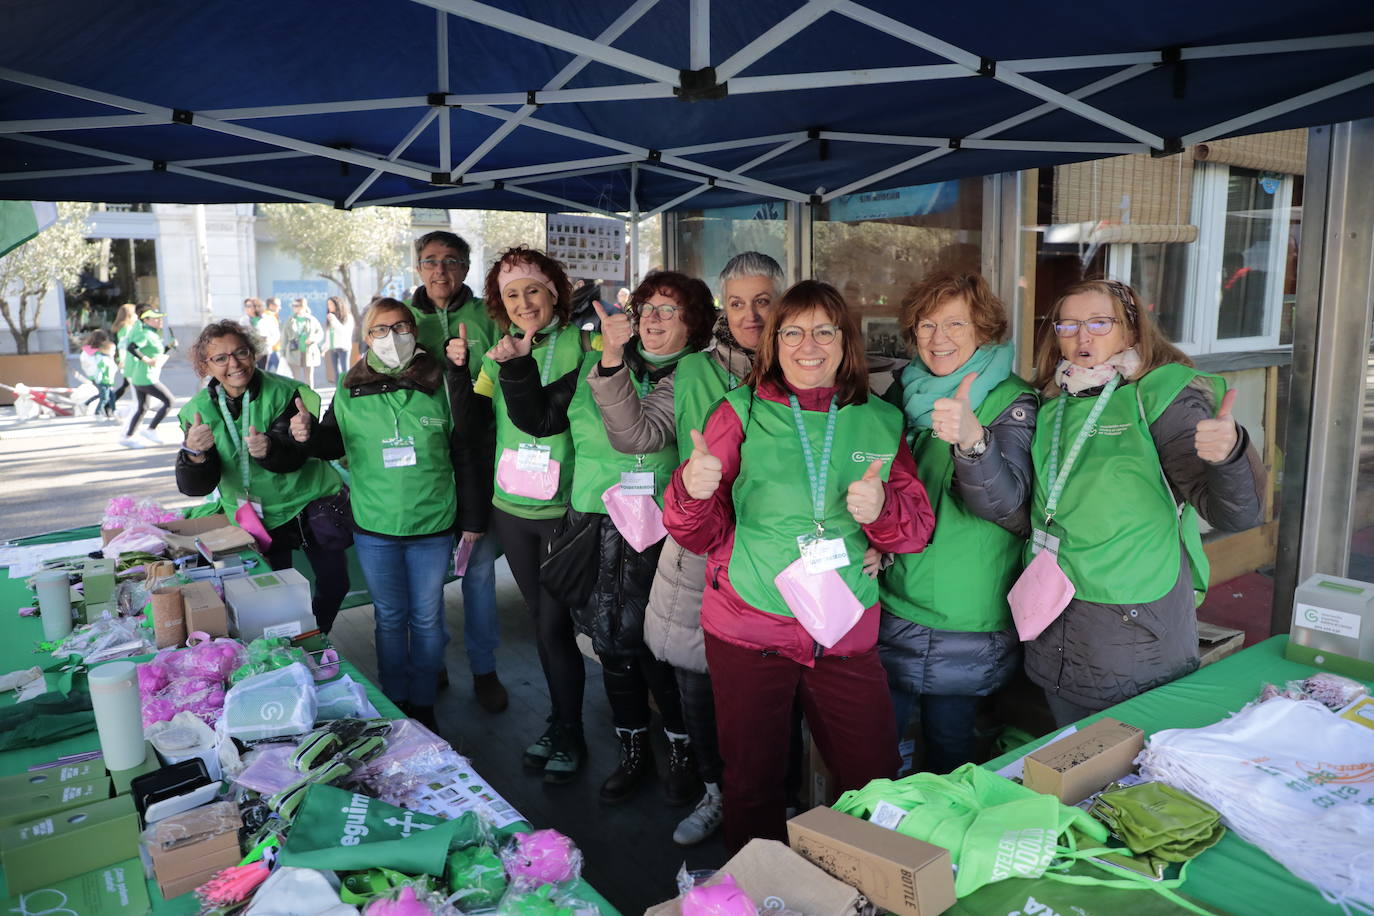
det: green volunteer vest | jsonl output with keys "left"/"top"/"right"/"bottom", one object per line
{"left": 724, "top": 386, "right": 904, "bottom": 618}
{"left": 482, "top": 327, "right": 586, "bottom": 520}
{"left": 1029, "top": 363, "right": 1223, "bottom": 604}
{"left": 177, "top": 372, "right": 341, "bottom": 530}
{"left": 332, "top": 363, "right": 456, "bottom": 537}
{"left": 672, "top": 352, "right": 742, "bottom": 464}
{"left": 123, "top": 322, "right": 164, "bottom": 385}
{"left": 408, "top": 292, "right": 497, "bottom": 365}
{"left": 94, "top": 355, "right": 115, "bottom": 386}
{"left": 567, "top": 350, "right": 686, "bottom": 514}
{"left": 879, "top": 376, "right": 1033, "bottom": 631}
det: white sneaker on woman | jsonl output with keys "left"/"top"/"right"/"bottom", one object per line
{"left": 140, "top": 428, "right": 166, "bottom": 445}
{"left": 117, "top": 435, "right": 145, "bottom": 449}
{"left": 672, "top": 786, "right": 724, "bottom": 846}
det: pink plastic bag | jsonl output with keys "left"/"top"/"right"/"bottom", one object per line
{"left": 773, "top": 558, "right": 864, "bottom": 648}
{"left": 235, "top": 501, "right": 273, "bottom": 552}
{"left": 1007, "top": 548, "right": 1076, "bottom": 641}
{"left": 453, "top": 539, "right": 474, "bottom": 576}
{"left": 601, "top": 484, "right": 667, "bottom": 553}
{"left": 496, "top": 448, "right": 561, "bottom": 501}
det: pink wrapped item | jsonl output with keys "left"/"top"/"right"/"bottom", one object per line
{"left": 682, "top": 875, "right": 756, "bottom": 916}
{"left": 496, "top": 449, "right": 561, "bottom": 501}
{"left": 601, "top": 485, "right": 667, "bottom": 553}
{"left": 504, "top": 830, "right": 581, "bottom": 888}
{"left": 773, "top": 558, "right": 864, "bottom": 648}
{"left": 102, "top": 523, "right": 169, "bottom": 558}
{"left": 232, "top": 744, "right": 301, "bottom": 795}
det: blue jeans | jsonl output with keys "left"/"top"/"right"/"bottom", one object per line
{"left": 460, "top": 532, "right": 501, "bottom": 676}
{"left": 893, "top": 688, "right": 983, "bottom": 775}
{"left": 354, "top": 531, "right": 453, "bottom": 706}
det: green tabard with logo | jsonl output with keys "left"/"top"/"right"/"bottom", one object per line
{"left": 672, "top": 352, "right": 740, "bottom": 463}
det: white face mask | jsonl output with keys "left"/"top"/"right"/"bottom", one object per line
{"left": 371, "top": 331, "right": 416, "bottom": 368}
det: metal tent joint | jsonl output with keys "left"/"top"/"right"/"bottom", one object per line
{"left": 172, "top": 109, "right": 194, "bottom": 125}
{"left": 977, "top": 57, "right": 996, "bottom": 77}
{"left": 1151, "top": 136, "right": 1184, "bottom": 157}
{"left": 151, "top": 160, "right": 167, "bottom": 172}
{"left": 426, "top": 92, "right": 449, "bottom": 107}
{"left": 675, "top": 67, "right": 728, "bottom": 102}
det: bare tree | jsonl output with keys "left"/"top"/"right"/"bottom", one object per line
{"left": 0, "top": 203, "right": 98, "bottom": 354}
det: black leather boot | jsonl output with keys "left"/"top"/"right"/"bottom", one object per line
{"left": 599, "top": 727, "right": 653, "bottom": 803}
{"left": 663, "top": 730, "right": 701, "bottom": 806}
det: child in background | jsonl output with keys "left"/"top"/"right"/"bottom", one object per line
{"left": 93, "top": 340, "right": 119, "bottom": 419}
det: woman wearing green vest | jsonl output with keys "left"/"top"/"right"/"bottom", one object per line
{"left": 120, "top": 305, "right": 175, "bottom": 448}
{"left": 175, "top": 319, "right": 351, "bottom": 633}
{"left": 475, "top": 247, "right": 591, "bottom": 782}
{"left": 1026, "top": 279, "right": 1265, "bottom": 726}
{"left": 505, "top": 270, "right": 715, "bottom": 806}
{"left": 665, "top": 280, "right": 936, "bottom": 852}
{"left": 877, "top": 272, "right": 1036, "bottom": 774}
{"left": 585, "top": 251, "right": 780, "bottom": 844}
{"left": 292, "top": 298, "right": 486, "bottom": 731}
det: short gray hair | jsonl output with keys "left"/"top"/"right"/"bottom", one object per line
{"left": 414, "top": 231, "right": 471, "bottom": 261}
{"left": 718, "top": 251, "right": 784, "bottom": 290}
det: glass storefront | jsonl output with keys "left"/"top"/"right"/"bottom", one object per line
{"left": 668, "top": 200, "right": 788, "bottom": 299}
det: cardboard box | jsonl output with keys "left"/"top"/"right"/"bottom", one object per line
{"left": 193, "top": 525, "right": 257, "bottom": 561}
{"left": 802, "top": 725, "right": 839, "bottom": 810}
{"left": 0, "top": 794, "right": 141, "bottom": 894}
{"left": 1197, "top": 621, "right": 1245, "bottom": 667}
{"left": 0, "top": 760, "right": 105, "bottom": 795}
{"left": 788, "top": 805, "right": 956, "bottom": 916}
{"left": 81, "top": 558, "right": 116, "bottom": 604}
{"left": 224, "top": 568, "right": 317, "bottom": 641}
{"left": 157, "top": 860, "right": 237, "bottom": 901}
{"left": 2, "top": 858, "right": 149, "bottom": 916}
{"left": 101, "top": 513, "right": 229, "bottom": 546}
{"left": 644, "top": 839, "right": 864, "bottom": 916}
{"left": 180, "top": 580, "right": 228, "bottom": 638}
{"left": 0, "top": 776, "right": 112, "bottom": 828}
{"left": 1023, "top": 717, "right": 1145, "bottom": 805}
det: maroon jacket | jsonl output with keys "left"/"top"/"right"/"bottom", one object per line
{"left": 664, "top": 379, "right": 935, "bottom": 665}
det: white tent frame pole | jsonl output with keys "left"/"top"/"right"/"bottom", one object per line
{"left": 642, "top": 134, "right": 812, "bottom": 216}
{"left": 449, "top": 0, "right": 662, "bottom": 180}
{"left": 642, "top": 183, "right": 711, "bottom": 220}
{"left": 411, "top": 0, "right": 678, "bottom": 84}
{"left": 0, "top": 164, "right": 146, "bottom": 182}
{"left": 630, "top": 162, "right": 641, "bottom": 287}
{"left": 730, "top": 64, "right": 968, "bottom": 93}
{"left": 817, "top": 130, "right": 1146, "bottom": 154}
{"left": 364, "top": 183, "right": 495, "bottom": 207}
{"left": 466, "top": 153, "right": 643, "bottom": 184}
{"left": 1179, "top": 31, "right": 1374, "bottom": 61}
{"left": 504, "top": 185, "right": 620, "bottom": 219}
{"left": 345, "top": 109, "right": 441, "bottom": 209}
{"left": 665, "top": 133, "right": 803, "bottom": 156}
{"left": 201, "top": 98, "right": 425, "bottom": 119}
{"left": 1181, "top": 68, "right": 1374, "bottom": 146}
{"left": 437, "top": 11, "right": 451, "bottom": 173}
{"left": 0, "top": 113, "right": 164, "bottom": 133}
{"left": 716, "top": 0, "right": 840, "bottom": 81}
{"left": 353, "top": 163, "right": 637, "bottom": 208}
{"left": 690, "top": 0, "right": 710, "bottom": 71}
{"left": 175, "top": 151, "right": 310, "bottom": 167}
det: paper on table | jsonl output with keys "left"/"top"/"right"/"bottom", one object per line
{"left": 0, "top": 537, "right": 104, "bottom": 578}
{"left": 994, "top": 725, "right": 1078, "bottom": 781}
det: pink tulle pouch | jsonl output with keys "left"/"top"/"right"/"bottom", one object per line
{"left": 1007, "top": 548, "right": 1076, "bottom": 641}
{"left": 773, "top": 558, "right": 864, "bottom": 648}
{"left": 497, "top": 448, "right": 561, "bottom": 501}
{"left": 601, "top": 484, "right": 667, "bottom": 553}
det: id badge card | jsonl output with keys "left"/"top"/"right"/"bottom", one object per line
{"left": 382, "top": 435, "right": 417, "bottom": 469}
{"left": 516, "top": 442, "right": 552, "bottom": 472}
{"left": 619, "top": 470, "right": 656, "bottom": 496}
{"left": 237, "top": 496, "right": 264, "bottom": 517}
{"left": 797, "top": 532, "right": 849, "bottom": 575}
{"left": 1030, "top": 527, "right": 1061, "bottom": 557}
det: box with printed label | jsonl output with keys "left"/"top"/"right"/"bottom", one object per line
{"left": 180, "top": 580, "right": 228, "bottom": 638}
{"left": 2, "top": 858, "right": 149, "bottom": 916}
{"left": 787, "top": 805, "right": 955, "bottom": 916}
{"left": 223, "top": 568, "right": 316, "bottom": 641}
{"left": 1022, "top": 717, "right": 1145, "bottom": 805}
{"left": 0, "top": 760, "right": 105, "bottom": 795}
{"left": 0, "top": 794, "right": 141, "bottom": 895}
{"left": 0, "top": 776, "right": 112, "bottom": 828}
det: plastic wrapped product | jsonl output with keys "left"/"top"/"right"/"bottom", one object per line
{"left": 222, "top": 662, "right": 317, "bottom": 742}
{"left": 445, "top": 845, "right": 508, "bottom": 911}
{"left": 681, "top": 875, "right": 757, "bottom": 916}
{"left": 316, "top": 676, "right": 381, "bottom": 722}
{"left": 502, "top": 830, "right": 582, "bottom": 890}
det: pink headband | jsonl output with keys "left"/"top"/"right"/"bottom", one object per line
{"left": 497, "top": 261, "right": 557, "bottom": 298}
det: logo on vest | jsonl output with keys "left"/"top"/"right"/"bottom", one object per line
{"left": 850, "top": 451, "right": 895, "bottom": 464}
{"left": 1088, "top": 423, "right": 1129, "bottom": 438}
{"left": 418, "top": 416, "right": 446, "bottom": 427}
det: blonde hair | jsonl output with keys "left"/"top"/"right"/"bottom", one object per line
{"left": 1032, "top": 279, "right": 1191, "bottom": 397}
{"left": 111, "top": 303, "right": 138, "bottom": 334}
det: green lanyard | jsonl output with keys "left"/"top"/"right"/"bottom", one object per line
{"left": 537, "top": 327, "right": 562, "bottom": 386}
{"left": 1044, "top": 374, "right": 1121, "bottom": 525}
{"left": 215, "top": 385, "right": 254, "bottom": 494}
{"left": 789, "top": 394, "right": 839, "bottom": 534}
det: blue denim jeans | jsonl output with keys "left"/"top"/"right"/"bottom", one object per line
{"left": 893, "top": 688, "right": 983, "bottom": 775}
{"left": 354, "top": 531, "right": 453, "bottom": 707}
{"left": 460, "top": 532, "right": 501, "bottom": 676}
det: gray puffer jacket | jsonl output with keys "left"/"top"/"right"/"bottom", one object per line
{"left": 969, "top": 380, "right": 1266, "bottom": 711}
{"left": 586, "top": 336, "right": 754, "bottom": 673}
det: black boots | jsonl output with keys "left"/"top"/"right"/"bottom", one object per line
{"left": 600, "top": 727, "right": 653, "bottom": 803}
{"left": 664, "top": 731, "right": 701, "bottom": 806}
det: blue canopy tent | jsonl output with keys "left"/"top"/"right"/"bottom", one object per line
{"left": 0, "top": 0, "right": 1372, "bottom": 217}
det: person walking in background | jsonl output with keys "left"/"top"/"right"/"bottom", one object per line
{"left": 109, "top": 302, "right": 138, "bottom": 408}
{"left": 78, "top": 330, "right": 118, "bottom": 421}
{"left": 284, "top": 298, "right": 325, "bottom": 388}
{"left": 324, "top": 296, "right": 354, "bottom": 384}
{"left": 259, "top": 298, "right": 284, "bottom": 375}
{"left": 119, "top": 305, "right": 175, "bottom": 448}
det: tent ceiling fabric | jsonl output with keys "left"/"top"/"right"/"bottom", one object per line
{"left": 1, "top": 0, "right": 1372, "bottom": 213}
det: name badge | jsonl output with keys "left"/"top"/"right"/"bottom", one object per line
{"left": 619, "top": 470, "right": 656, "bottom": 496}
{"left": 382, "top": 435, "right": 417, "bottom": 469}
{"left": 797, "top": 533, "right": 849, "bottom": 574}
{"left": 1031, "top": 528, "right": 1061, "bottom": 557}
{"left": 516, "top": 443, "right": 552, "bottom": 472}
{"left": 237, "top": 497, "right": 264, "bottom": 517}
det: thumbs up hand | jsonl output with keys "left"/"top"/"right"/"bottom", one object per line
{"left": 594, "top": 301, "right": 633, "bottom": 369}
{"left": 184, "top": 411, "right": 214, "bottom": 456}
{"left": 847, "top": 459, "right": 886, "bottom": 525}
{"left": 931, "top": 372, "right": 983, "bottom": 451}
{"left": 488, "top": 332, "right": 532, "bottom": 364}
{"left": 246, "top": 424, "right": 269, "bottom": 459}
{"left": 445, "top": 323, "right": 468, "bottom": 367}
{"left": 289, "top": 396, "right": 313, "bottom": 444}
{"left": 683, "top": 429, "right": 723, "bottom": 499}
{"left": 1195, "top": 388, "right": 1239, "bottom": 463}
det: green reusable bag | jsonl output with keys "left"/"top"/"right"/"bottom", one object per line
{"left": 945, "top": 865, "right": 1235, "bottom": 916}
{"left": 1089, "top": 782, "right": 1225, "bottom": 863}
{"left": 277, "top": 783, "right": 461, "bottom": 876}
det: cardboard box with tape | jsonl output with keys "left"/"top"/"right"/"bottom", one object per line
{"left": 1022, "top": 717, "right": 1145, "bottom": 805}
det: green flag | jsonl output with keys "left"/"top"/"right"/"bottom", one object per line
{"left": 0, "top": 201, "right": 58, "bottom": 258}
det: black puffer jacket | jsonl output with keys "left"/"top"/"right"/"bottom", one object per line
{"left": 569, "top": 511, "right": 666, "bottom": 663}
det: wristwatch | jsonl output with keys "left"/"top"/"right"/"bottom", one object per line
{"left": 180, "top": 446, "right": 204, "bottom": 458}
{"left": 956, "top": 429, "right": 988, "bottom": 458}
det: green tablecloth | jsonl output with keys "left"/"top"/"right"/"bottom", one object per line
{"left": 0, "top": 528, "right": 619, "bottom": 916}
{"left": 985, "top": 635, "right": 1350, "bottom": 916}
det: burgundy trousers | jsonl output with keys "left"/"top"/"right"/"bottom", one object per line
{"left": 705, "top": 631, "right": 898, "bottom": 852}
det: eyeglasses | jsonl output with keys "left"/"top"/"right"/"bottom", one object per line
{"left": 207, "top": 347, "right": 253, "bottom": 367}
{"left": 418, "top": 257, "right": 467, "bottom": 272}
{"left": 634, "top": 302, "right": 681, "bottom": 321}
{"left": 1052, "top": 317, "right": 1122, "bottom": 337}
{"left": 777, "top": 324, "right": 840, "bottom": 347}
{"left": 915, "top": 319, "right": 972, "bottom": 340}
{"left": 366, "top": 320, "right": 417, "bottom": 340}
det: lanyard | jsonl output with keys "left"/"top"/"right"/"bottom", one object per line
{"left": 538, "top": 327, "right": 562, "bottom": 386}
{"left": 789, "top": 394, "right": 838, "bottom": 533}
{"left": 215, "top": 385, "right": 253, "bottom": 493}
{"left": 1044, "top": 373, "right": 1121, "bottom": 525}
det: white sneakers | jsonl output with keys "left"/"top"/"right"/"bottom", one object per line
{"left": 117, "top": 435, "right": 145, "bottom": 449}
{"left": 139, "top": 427, "right": 166, "bottom": 445}
{"left": 672, "top": 785, "right": 724, "bottom": 846}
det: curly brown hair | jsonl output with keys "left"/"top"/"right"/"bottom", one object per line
{"left": 898, "top": 272, "right": 1007, "bottom": 350}
{"left": 747, "top": 280, "right": 869, "bottom": 407}
{"left": 482, "top": 247, "right": 574, "bottom": 332}
{"left": 629, "top": 270, "right": 715, "bottom": 351}
{"left": 189, "top": 319, "right": 263, "bottom": 378}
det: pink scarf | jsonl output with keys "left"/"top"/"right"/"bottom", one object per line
{"left": 1054, "top": 347, "right": 1142, "bottom": 394}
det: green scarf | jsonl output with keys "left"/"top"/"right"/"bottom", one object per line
{"left": 640, "top": 342, "right": 690, "bottom": 366}
{"left": 899, "top": 342, "right": 1014, "bottom": 431}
